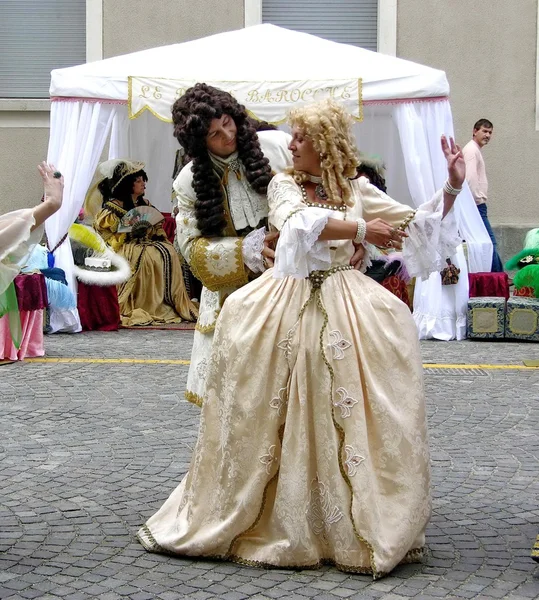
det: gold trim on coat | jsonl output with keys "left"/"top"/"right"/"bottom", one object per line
{"left": 189, "top": 238, "right": 248, "bottom": 292}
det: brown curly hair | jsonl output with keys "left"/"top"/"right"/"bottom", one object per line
{"left": 172, "top": 83, "right": 272, "bottom": 237}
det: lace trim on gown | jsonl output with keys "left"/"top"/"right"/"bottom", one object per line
{"left": 273, "top": 209, "right": 330, "bottom": 279}
{"left": 402, "top": 190, "right": 461, "bottom": 281}
{"left": 242, "top": 227, "right": 266, "bottom": 274}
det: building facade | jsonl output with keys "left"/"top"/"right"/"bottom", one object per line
{"left": 1, "top": 0, "right": 537, "bottom": 259}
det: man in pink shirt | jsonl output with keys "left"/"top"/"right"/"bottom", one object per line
{"left": 462, "top": 118, "right": 503, "bottom": 272}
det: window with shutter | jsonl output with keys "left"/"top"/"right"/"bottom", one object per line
{"left": 262, "top": 0, "right": 378, "bottom": 51}
{"left": 0, "top": 0, "right": 86, "bottom": 99}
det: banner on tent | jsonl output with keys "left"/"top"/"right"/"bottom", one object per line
{"left": 128, "top": 77, "right": 363, "bottom": 124}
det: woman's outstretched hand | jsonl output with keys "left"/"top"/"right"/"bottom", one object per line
{"left": 38, "top": 162, "right": 64, "bottom": 209}
{"left": 365, "top": 218, "right": 407, "bottom": 250}
{"left": 442, "top": 135, "right": 465, "bottom": 189}
{"left": 32, "top": 162, "right": 64, "bottom": 229}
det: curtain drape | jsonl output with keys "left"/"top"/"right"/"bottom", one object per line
{"left": 393, "top": 100, "right": 491, "bottom": 340}
{"left": 45, "top": 101, "right": 119, "bottom": 332}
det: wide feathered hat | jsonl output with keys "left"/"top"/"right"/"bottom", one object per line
{"left": 84, "top": 159, "right": 145, "bottom": 219}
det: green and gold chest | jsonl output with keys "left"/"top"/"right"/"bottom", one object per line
{"left": 467, "top": 297, "right": 506, "bottom": 340}
{"left": 505, "top": 297, "right": 539, "bottom": 342}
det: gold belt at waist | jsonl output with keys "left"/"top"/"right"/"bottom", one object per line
{"left": 307, "top": 265, "right": 354, "bottom": 289}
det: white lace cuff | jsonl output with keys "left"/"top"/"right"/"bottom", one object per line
{"left": 242, "top": 227, "right": 266, "bottom": 274}
{"left": 273, "top": 208, "right": 330, "bottom": 279}
{"left": 359, "top": 243, "right": 373, "bottom": 274}
{"left": 402, "top": 190, "right": 462, "bottom": 281}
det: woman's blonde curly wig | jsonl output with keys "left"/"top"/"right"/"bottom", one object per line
{"left": 288, "top": 99, "right": 359, "bottom": 206}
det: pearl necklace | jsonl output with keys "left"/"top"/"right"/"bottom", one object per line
{"left": 299, "top": 183, "right": 347, "bottom": 213}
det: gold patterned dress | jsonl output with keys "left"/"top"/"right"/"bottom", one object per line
{"left": 94, "top": 201, "right": 197, "bottom": 327}
{"left": 137, "top": 175, "right": 461, "bottom": 577}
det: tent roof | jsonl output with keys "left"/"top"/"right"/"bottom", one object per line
{"left": 50, "top": 24, "right": 449, "bottom": 102}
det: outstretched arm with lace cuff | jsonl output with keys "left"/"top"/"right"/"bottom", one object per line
{"left": 357, "top": 177, "right": 461, "bottom": 281}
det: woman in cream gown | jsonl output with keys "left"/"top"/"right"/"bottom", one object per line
{"left": 138, "top": 100, "right": 464, "bottom": 577}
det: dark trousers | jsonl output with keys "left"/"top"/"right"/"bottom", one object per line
{"left": 477, "top": 202, "right": 503, "bottom": 273}
{"left": 477, "top": 203, "right": 504, "bottom": 272}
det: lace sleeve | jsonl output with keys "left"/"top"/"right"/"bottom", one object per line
{"left": 268, "top": 173, "right": 306, "bottom": 231}
{"left": 242, "top": 227, "right": 266, "bottom": 274}
{"left": 402, "top": 190, "right": 462, "bottom": 280}
{"left": 273, "top": 209, "right": 331, "bottom": 279}
{"left": 356, "top": 176, "right": 461, "bottom": 281}
{"left": 268, "top": 174, "right": 332, "bottom": 279}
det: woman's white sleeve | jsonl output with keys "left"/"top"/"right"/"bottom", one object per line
{"left": 268, "top": 176, "right": 332, "bottom": 279}
{"left": 358, "top": 177, "right": 461, "bottom": 281}
{"left": 402, "top": 190, "right": 462, "bottom": 281}
{"left": 273, "top": 208, "right": 332, "bottom": 279}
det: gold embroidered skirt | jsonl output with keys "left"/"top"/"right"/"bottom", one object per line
{"left": 118, "top": 240, "right": 197, "bottom": 326}
{"left": 138, "top": 266, "right": 431, "bottom": 578}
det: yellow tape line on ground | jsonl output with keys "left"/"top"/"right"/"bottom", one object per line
{"left": 23, "top": 358, "right": 539, "bottom": 370}
{"left": 26, "top": 357, "right": 190, "bottom": 365}
{"left": 424, "top": 363, "right": 538, "bottom": 370}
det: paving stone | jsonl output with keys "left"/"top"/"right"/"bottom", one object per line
{"left": 0, "top": 333, "right": 538, "bottom": 600}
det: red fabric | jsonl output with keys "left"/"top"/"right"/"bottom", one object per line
{"left": 468, "top": 272, "right": 510, "bottom": 300}
{"left": 514, "top": 286, "right": 534, "bottom": 297}
{"left": 381, "top": 275, "right": 411, "bottom": 310}
{"left": 14, "top": 273, "right": 48, "bottom": 311}
{"left": 162, "top": 212, "right": 176, "bottom": 244}
{"left": 77, "top": 282, "right": 120, "bottom": 331}
{"left": 0, "top": 310, "right": 44, "bottom": 360}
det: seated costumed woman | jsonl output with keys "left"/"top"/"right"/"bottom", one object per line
{"left": 88, "top": 160, "right": 198, "bottom": 326}
{"left": 138, "top": 100, "right": 464, "bottom": 577}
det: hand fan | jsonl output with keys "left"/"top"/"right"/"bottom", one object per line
{"left": 118, "top": 206, "right": 164, "bottom": 233}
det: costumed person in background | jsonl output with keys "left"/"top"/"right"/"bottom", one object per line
{"left": 505, "top": 228, "right": 539, "bottom": 298}
{"left": 22, "top": 243, "right": 77, "bottom": 334}
{"left": 138, "top": 100, "right": 464, "bottom": 576}
{"left": 173, "top": 83, "right": 292, "bottom": 407}
{"left": 86, "top": 160, "right": 198, "bottom": 327}
{"left": 0, "top": 163, "right": 63, "bottom": 348}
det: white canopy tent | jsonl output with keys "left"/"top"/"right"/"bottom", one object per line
{"left": 47, "top": 23, "right": 492, "bottom": 338}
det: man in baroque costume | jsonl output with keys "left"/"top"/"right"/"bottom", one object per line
{"left": 172, "top": 84, "right": 292, "bottom": 406}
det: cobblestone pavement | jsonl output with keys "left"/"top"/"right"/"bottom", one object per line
{"left": 1, "top": 331, "right": 538, "bottom": 600}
